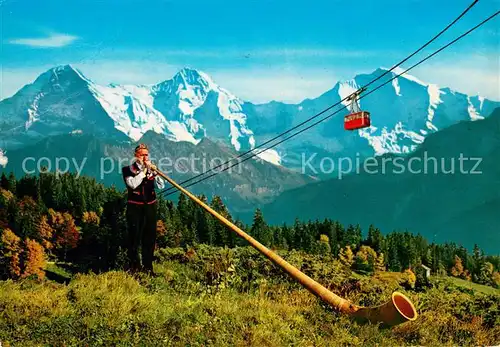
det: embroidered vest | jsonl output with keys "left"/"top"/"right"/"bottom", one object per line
{"left": 122, "top": 162, "right": 157, "bottom": 204}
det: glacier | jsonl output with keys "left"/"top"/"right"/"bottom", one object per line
{"left": 0, "top": 149, "right": 8, "bottom": 168}
{"left": 0, "top": 65, "right": 256, "bottom": 158}
{"left": 0, "top": 63, "right": 498, "bottom": 171}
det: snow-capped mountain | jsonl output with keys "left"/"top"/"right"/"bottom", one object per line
{"left": 151, "top": 68, "right": 255, "bottom": 152}
{"left": 242, "top": 67, "right": 499, "bottom": 174}
{"left": 1, "top": 64, "right": 498, "bottom": 173}
{"left": 0, "top": 149, "right": 7, "bottom": 168}
{"left": 0, "top": 65, "right": 129, "bottom": 149}
{"left": 0, "top": 65, "right": 256, "bottom": 158}
{"left": 252, "top": 107, "right": 500, "bottom": 253}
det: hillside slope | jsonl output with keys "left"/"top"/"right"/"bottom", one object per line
{"left": 255, "top": 108, "right": 500, "bottom": 253}
{"left": 0, "top": 132, "right": 314, "bottom": 213}
{"left": 0, "top": 246, "right": 498, "bottom": 346}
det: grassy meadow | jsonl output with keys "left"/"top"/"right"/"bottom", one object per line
{"left": 0, "top": 245, "right": 499, "bottom": 346}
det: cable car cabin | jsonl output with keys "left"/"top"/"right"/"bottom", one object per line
{"left": 344, "top": 111, "right": 370, "bottom": 130}
{"left": 344, "top": 88, "right": 370, "bottom": 131}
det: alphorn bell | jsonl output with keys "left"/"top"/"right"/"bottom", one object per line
{"left": 152, "top": 166, "right": 418, "bottom": 327}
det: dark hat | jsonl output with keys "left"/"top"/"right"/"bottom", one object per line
{"left": 135, "top": 143, "right": 149, "bottom": 153}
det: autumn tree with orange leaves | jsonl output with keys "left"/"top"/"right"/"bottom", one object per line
{"left": 48, "top": 209, "right": 80, "bottom": 260}
{"left": 21, "top": 238, "right": 46, "bottom": 279}
{"left": 451, "top": 255, "right": 464, "bottom": 277}
{"left": 0, "top": 229, "right": 47, "bottom": 280}
{"left": 0, "top": 228, "right": 22, "bottom": 278}
{"left": 37, "top": 215, "right": 54, "bottom": 254}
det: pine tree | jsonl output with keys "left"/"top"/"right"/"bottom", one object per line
{"left": 334, "top": 221, "right": 345, "bottom": 250}
{"left": 38, "top": 171, "right": 55, "bottom": 208}
{"left": 210, "top": 196, "right": 233, "bottom": 246}
{"left": 292, "top": 218, "right": 303, "bottom": 250}
{"left": 423, "top": 248, "right": 433, "bottom": 268}
{"left": 472, "top": 244, "right": 484, "bottom": 281}
{"left": 302, "top": 220, "right": 317, "bottom": 252}
{"left": 156, "top": 197, "right": 170, "bottom": 223}
{"left": 367, "top": 224, "right": 384, "bottom": 253}
{"left": 344, "top": 224, "right": 362, "bottom": 250}
{"left": 6, "top": 196, "right": 19, "bottom": 234}
{"left": 281, "top": 223, "right": 293, "bottom": 250}
{"left": 193, "top": 195, "right": 210, "bottom": 244}
{"left": 156, "top": 219, "right": 177, "bottom": 248}
{"left": 74, "top": 182, "right": 87, "bottom": 218}
{"left": 52, "top": 177, "right": 64, "bottom": 211}
{"left": 430, "top": 243, "right": 441, "bottom": 273}
{"left": 7, "top": 172, "right": 16, "bottom": 195}
{"left": 402, "top": 234, "right": 418, "bottom": 269}
{"left": 321, "top": 219, "right": 337, "bottom": 256}
{"left": 169, "top": 209, "right": 183, "bottom": 247}
{"left": 271, "top": 225, "right": 284, "bottom": 248}
{"left": 81, "top": 211, "right": 101, "bottom": 246}
{"left": 17, "top": 196, "right": 42, "bottom": 240}
{"left": 457, "top": 245, "right": 470, "bottom": 271}
{"left": 339, "top": 245, "right": 354, "bottom": 268}
{"left": 233, "top": 219, "right": 248, "bottom": 247}
{"left": 206, "top": 215, "right": 217, "bottom": 246}
{"left": 387, "top": 235, "right": 401, "bottom": 272}
{"left": 0, "top": 173, "right": 9, "bottom": 190}
{"left": 181, "top": 224, "right": 198, "bottom": 247}
{"left": 314, "top": 234, "right": 331, "bottom": 255}
{"left": 478, "top": 262, "right": 494, "bottom": 285}
{"left": 250, "top": 208, "right": 271, "bottom": 246}
{"left": 0, "top": 189, "right": 13, "bottom": 230}
{"left": 354, "top": 245, "right": 377, "bottom": 272}
{"left": 375, "top": 252, "right": 386, "bottom": 272}
{"left": 177, "top": 193, "right": 191, "bottom": 227}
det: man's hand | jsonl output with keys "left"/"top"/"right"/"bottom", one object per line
{"left": 145, "top": 160, "right": 157, "bottom": 172}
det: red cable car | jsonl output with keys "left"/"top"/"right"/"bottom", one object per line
{"left": 344, "top": 89, "right": 370, "bottom": 131}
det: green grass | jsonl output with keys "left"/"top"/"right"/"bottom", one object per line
{"left": 442, "top": 276, "right": 500, "bottom": 295}
{"left": 0, "top": 246, "right": 499, "bottom": 346}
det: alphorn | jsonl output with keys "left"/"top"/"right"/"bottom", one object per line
{"left": 152, "top": 167, "right": 417, "bottom": 327}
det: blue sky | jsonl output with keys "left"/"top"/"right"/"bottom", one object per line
{"left": 1, "top": 0, "right": 499, "bottom": 103}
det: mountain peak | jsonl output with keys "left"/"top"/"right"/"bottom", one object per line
{"left": 178, "top": 66, "right": 201, "bottom": 76}
{"left": 50, "top": 64, "right": 88, "bottom": 79}
{"left": 173, "top": 67, "right": 216, "bottom": 89}
{"left": 378, "top": 66, "right": 428, "bottom": 86}
{"left": 34, "top": 63, "right": 92, "bottom": 88}
{"left": 52, "top": 64, "right": 76, "bottom": 73}
{"left": 152, "top": 67, "right": 216, "bottom": 94}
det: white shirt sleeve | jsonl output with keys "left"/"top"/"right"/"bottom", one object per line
{"left": 125, "top": 171, "right": 146, "bottom": 189}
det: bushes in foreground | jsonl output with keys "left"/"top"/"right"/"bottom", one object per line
{"left": 0, "top": 245, "right": 498, "bottom": 346}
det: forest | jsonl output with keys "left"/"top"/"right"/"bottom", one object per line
{"left": 0, "top": 170, "right": 499, "bottom": 345}
{"left": 1, "top": 170, "right": 498, "bottom": 286}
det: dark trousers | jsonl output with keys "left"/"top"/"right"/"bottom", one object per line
{"left": 126, "top": 202, "right": 157, "bottom": 272}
